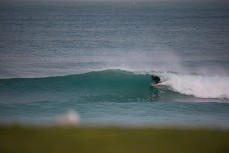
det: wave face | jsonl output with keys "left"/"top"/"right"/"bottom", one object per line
{"left": 0, "top": 69, "right": 229, "bottom": 104}
{"left": 0, "top": 70, "right": 151, "bottom": 103}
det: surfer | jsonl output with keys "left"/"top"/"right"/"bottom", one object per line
{"left": 151, "top": 75, "right": 161, "bottom": 84}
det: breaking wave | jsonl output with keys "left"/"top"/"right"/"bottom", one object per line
{"left": 0, "top": 69, "right": 229, "bottom": 104}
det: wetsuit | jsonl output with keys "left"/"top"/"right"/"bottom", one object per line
{"left": 151, "top": 75, "right": 161, "bottom": 84}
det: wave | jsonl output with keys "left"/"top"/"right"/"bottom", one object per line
{"left": 0, "top": 69, "right": 229, "bottom": 103}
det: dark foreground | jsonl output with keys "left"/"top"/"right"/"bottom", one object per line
{"left": 0, "top": 125, "right": 229, "bottom": 153}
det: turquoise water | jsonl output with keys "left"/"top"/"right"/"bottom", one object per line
{"left": 0, "top": 1, "right": 229, "bottom": 127}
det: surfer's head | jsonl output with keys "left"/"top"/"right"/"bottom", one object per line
{"left": 151, "top": 75, "right": 160, "bottom": 84}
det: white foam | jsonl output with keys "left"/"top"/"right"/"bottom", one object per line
{"left": 163, "top": 73, "right": 229, "bottom": 99}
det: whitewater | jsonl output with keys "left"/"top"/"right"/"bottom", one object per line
{"left": 161, "top": 73, "right": 229, "bottom": 99}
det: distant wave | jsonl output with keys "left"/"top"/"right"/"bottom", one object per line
{"left": 0, "top": 69, "right": 228, "bottom": 104}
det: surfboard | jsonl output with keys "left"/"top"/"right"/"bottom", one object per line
{"left": 150, "top": 83, "right": 159, "bottom": 87}
{"left": 150, "top": 81, "right": 166, "bottom": 87}
{"left": 150, "top": 81, "right": 165, "bottom": 86}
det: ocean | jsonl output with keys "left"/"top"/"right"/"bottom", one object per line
{"left": 0, "top": 1, "right": 229, "bottom": 127}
